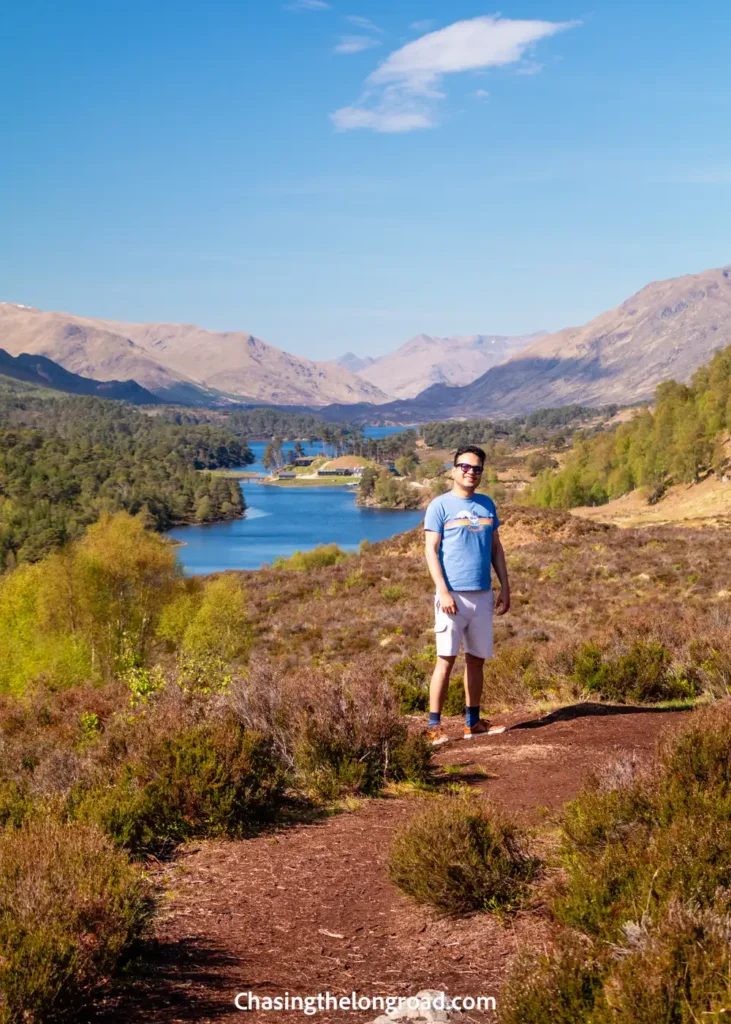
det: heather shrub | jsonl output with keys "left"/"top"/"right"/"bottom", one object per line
{"left": 498, "top": 936, "right": 605, "bottom": 1024}
{"left": 230, "top": 657, "right": 432, "bottom": 800}
{"left": 0, "top": 818, "right": 154, "bottom": 1023}
{"left": 388, "top": 795, "right": 538, "bottom": 915}
{"left": 74, "top": 719, "right": 287, "bottom": 856}
{"left": 600, "top": 901, "right": 731, "bottom": 1022}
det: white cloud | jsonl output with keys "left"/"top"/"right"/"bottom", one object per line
{"left": 346, "top": 15, "right": 383, "bottom": 33}
{"left": 284, "top": 0, "right": 330, "bottom": 10}
{"left": 331, "top": 15, "right": 579, "bottom": 133}
{"left": 331, "top": 106, "right": 432, "bottom": 132}
{"left": 473, "top": 88, "right": 490, "bottom": 99}
{"left": 335, "top": 35, "right": 381, "bottom": 54}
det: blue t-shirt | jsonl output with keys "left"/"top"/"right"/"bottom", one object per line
{"left": 424, "top": 492, "right": 500, "bottom": 592}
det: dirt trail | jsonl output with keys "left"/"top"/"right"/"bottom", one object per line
{"left": 93, "top": 706, "right": 688, "bottom": 1024}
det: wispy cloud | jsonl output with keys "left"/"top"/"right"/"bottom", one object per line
{"left": 334, "top": 35, "right": 381, "bottom": 54}
{"left": 284, "top": 0, "right": 330, "bottom": 10}
{"left": 331, "top": 15, "right": 579, "bottom": 133}
{"left": 346, "top": 15, "right": 383, "bottom": 33}
{"left": 473, "top": 88, "right": 490, "bottom": 100}
{"left": 410, "top": 20, "right": 436, "bottom": 33}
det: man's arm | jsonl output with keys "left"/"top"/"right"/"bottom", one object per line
{"left": 425, "top": 530, "right": 457, "bottom": 614}
{"left": 491, "top": 529, "right": 510, "bottom": 616}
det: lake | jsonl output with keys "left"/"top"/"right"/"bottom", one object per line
{"left": 243, "top": 424, "right": 417, "bottom": 475}
{"left": 168, "top": 425, "right": 423, "bottom": 575}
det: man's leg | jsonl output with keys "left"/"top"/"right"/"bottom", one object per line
{"left": 464, "top": 653, "right": 485, "bottom": 707}
{"left": 430, "top": 655, "right": 457, "bottom": 715}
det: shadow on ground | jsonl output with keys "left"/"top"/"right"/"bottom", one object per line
{"left": 88, "top": 937, "right": 242, "bottom": 1022}
{"left": 511, "top": 701, "right": 693, "bottom": 730}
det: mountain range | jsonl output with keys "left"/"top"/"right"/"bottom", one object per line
{"left": 0, "top": 304, "right": 387, "bottom": 407}
{"left": 3, "top": 263, "right": 730, "bottom": 418}
{"left": 337, "top": 332, "right": 545, "bottom": 399}
{"left": 318, "top": 264, "right": 731, "bottom": 422}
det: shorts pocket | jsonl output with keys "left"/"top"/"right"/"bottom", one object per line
{"left": 433, "top": 597, "right": 451, "bottom": 633}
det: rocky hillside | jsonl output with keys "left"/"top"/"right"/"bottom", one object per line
{"left": 326, "top": 265, "right": 731, "bottom": 422}
{"left": 0, "top": 304, "right": 388, "bottom": 407}
{"left": 406, "top": 265, "right": 731, "bottom": 417}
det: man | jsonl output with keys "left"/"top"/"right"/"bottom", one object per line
{"left": 423, "top": 445, "right": 510, "bottom": 744}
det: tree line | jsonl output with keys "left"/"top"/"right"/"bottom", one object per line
{"left": 528, "top": 344, "right": 731, "bottom": 508}
{"left": 0, "top": 394, "right": 254, "bottom": 570}
{"left": 420, "top": 405, "right": 618, "bottom": 451}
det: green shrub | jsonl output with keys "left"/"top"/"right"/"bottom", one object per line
{"left": 388, "top": 795, "right": 538, "bottom": 915}
{"left": 443, "top": 675, "right": 467, "bottom": 716}
{"left": 0, "top": 818, "right": 154, "bottom": 1024}
{"left": 572, "top": 640, "right": 701, "bottom": 703}
{"left": 272, "top": 544, "right": 348, "bottom": 571}
{"left": 74, "top": 720, "right": 287, "bottom": 856}
{"left": 0, "top": 780, "right": 35, "bottom": 830}
{"left": 390, "top": 646, "right": 435, "bottom": 713}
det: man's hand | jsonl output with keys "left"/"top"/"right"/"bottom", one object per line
{"left": 495, "top": 588, "right": 511, "bottom": 616}
{"left": 438, "top": 589, "right": 458, "bottom": 615}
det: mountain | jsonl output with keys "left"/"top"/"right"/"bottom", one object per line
{"left": 0, "top": 349, "right": 162, "bottom": 404}
{"left": 0, "top": 304, "right": 388, "bottom": 407}
{"left": 352, "top": 333, "right": 545, "bottom": 399}
{"left": 324, "top": 264, "right": 731, "bottom": 422}
{"left": 336, "top": 352, "right": 376, "bottom": 374}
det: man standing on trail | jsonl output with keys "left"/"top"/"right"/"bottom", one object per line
{"left": 423, "top": 445, "right": 510, "bottom": 745}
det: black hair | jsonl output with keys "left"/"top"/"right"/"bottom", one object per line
{"left": 454, "top": 445, "right": 486, "bottom": 467}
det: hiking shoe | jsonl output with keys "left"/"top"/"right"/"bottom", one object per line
{"left": 426, "top": 724, "right": 451, "bottom": 746}
{"left": 463, "top": 719, "right": 491, "bottom": 739}
{"left": 464, "top": 720, "right": 509, "bottom": 738}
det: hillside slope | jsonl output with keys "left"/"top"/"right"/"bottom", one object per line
{"left": 0, "top": 304, "right": 388, "bottom": 407}
{"left": 0, "top": 348, "right": 162, "bottom": 404}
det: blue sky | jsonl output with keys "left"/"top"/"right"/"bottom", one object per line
{"left": 2, "top": 0, "right": 730, "bottom": 360}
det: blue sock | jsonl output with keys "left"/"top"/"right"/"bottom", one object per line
{"left": 466, "top": 706, "right": 480, "bottom": 728}
{"left": 428, "top": 711, "right": 441, "bottom": 728}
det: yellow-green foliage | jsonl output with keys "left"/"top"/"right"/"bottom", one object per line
{"left": 0, "top": 563, "right": 90, "bottom": 695}
{"left": 272, "top": 543, "right": 348, "bottom": 571}
{"left": 0, "top": 818, "right": 154, "bottom": 1024}
{"left": 0, "top": 512, "right": 182, "bottom": 693}
{"left": 528, "top": 344, "right": 731, "bottom": 508}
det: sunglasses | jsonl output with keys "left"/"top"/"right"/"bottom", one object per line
{"left": 455, "top": 463, "right": 483, "bottom": 475}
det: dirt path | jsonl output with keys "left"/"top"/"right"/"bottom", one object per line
{"left": 93, "top": 706, "right": 688, "bottom": 1023}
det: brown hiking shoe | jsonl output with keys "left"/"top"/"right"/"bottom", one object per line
{"left": 464, "top": 720, "right": 508, "bottom": 738}
{"left": 426, "top": 724, "right": 451, "bottom": 746}
{"left": 463, "top": 719, "right": 490, "bottom": 739}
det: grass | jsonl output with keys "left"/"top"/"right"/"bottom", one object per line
{"left": 264, "top": 475, "right": 360, "bottom": 487}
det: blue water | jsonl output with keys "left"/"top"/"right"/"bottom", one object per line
{"left": 241, "top": 425, "right": 417, "bottom": 475}
{"left": 169, "top": 484, "right": 423, "bottom": 575}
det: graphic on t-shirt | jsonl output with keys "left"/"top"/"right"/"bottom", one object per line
{"left": 444, "top": 510, "right": 495, "bottom": 533}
